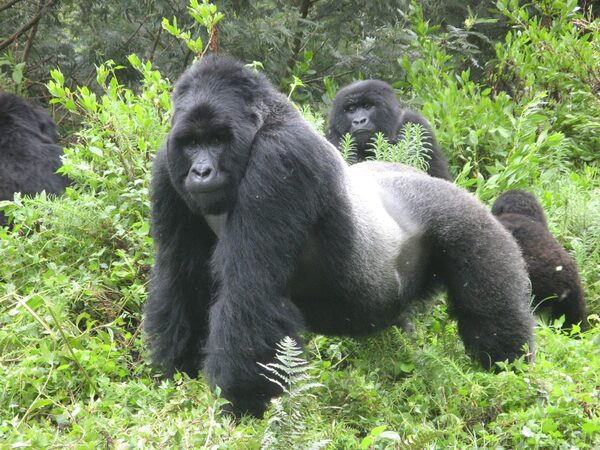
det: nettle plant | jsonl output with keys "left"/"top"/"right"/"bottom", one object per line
{"left": 338, "top": 123, "right": 430, "bottom": 172}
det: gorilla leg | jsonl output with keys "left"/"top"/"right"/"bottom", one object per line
{"left": 385, "top": 172, "right": 534, "bottom": 367}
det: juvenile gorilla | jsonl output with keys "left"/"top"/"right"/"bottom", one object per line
{"left": 326, "top": 80, "right": 452, "bottom": 180}
{"left": 0, "top": 93, "right": 69, "bottom": 226}
{"left": 145, "top": 55, "right": 534, "bottom": 418}
{"left": 492, "top": 190, "right": 588, "bottom": 330}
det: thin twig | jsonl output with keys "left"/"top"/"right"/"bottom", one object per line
{"left": 149, "top": 25, "right": 162, "bottom": 62}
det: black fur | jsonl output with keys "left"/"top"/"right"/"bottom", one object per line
{"left": 492, "top": 190, "right": 588, "bottom": 330}
{"left": 0, "top": 93, "right": 69, "bottom": 226}
{"left": 145, "top": 56, "right": 534, "bottom": 418}
{"left": 326, "top": 80, "right": 452, "bottom": 180}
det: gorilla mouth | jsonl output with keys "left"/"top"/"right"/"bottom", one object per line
{"left": 186, "top": 183, "right": 223, "bottom": 194}
{"left": 185, "top": 175, "right": 228, "bottom": 194}
{"left": 351, "top": 128, "right": 374, "bottom": 139}
{"left": 351, "top": 128, "right": 373, "bottom": 134}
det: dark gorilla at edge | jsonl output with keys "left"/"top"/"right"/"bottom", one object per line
{"left": 326, "top": 79, "right": 452, "bottom": 180}
{"left": 144, "top": 55, "right": 534, "bottom": 418}
{"left": 492, "top": 190, "right": 588, "bottom": 330}
{"left": 0, "top": 93, "right": 69, "bottom": 227}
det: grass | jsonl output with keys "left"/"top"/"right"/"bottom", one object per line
{"left": 1, "top": 1, "right": 599, "bottom": 446}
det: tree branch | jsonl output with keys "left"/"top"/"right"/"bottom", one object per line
{"left": 149, "top": 25, "right": 162, "bottom": 62}
{"left": 0, "top": 0, "right": 24, "bottom": 14}
{"left": 286, "top": 0, "right": 314, "bottom": 72}
{"left": 0, "top": 0, "right": 57, "bottom": 53}
{"left": 22, "top": 0, "right": 45, "bottom": 63}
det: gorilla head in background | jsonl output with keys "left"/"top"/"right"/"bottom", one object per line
{"left": 492, "top": 189, "right": 548, "bottom": 226}
{"left": 145, "top": 55, "right": 534, "bottom": 418}
{"left": 492, "top": 190, "right": 588, "bottom": 330}
{"left": 326, "top": 79, "right": 453, "bottom": 180}
{"left": 0, "top": 93, "right": 69, "bottom": 227}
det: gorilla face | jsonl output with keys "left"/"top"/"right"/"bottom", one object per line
{"left": 166, "top": 77, "right": 263, "bottom": 215}
{"left": 328, "top": 80, "right": 401, "bottom": 153}
{"left": 167, "top": 107, "right": 238, "bottom": 215}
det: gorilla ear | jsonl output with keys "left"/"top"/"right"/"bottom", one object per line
{"left": 249, "top": 102, "right": 266, "bottom": 128}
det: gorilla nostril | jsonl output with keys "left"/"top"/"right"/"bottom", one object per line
{"left": 191, "top": 164, "right": 213, "bottom": 179}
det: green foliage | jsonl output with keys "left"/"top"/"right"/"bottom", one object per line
{"left": 0, "top": 57, "right": 170, "bottom": 444}
{"left": 397, "top": 0, "right": 599, "bottom": 189}
{"left": 0, "top": 52, "right": 25, "bottom": 93}
{"left": 1, "top": 1, "right": 599, "bottom": 447}
{"left": 369, "top": 124, "right": 431, "bottom": 172}
{"left": 493, "top": 0, "right": 600, "bottom": 161}
{"left": 259, "top": 337, "right": 329, "bottom": 450}
{"left": 338, "top": 124, "right": 431, "bottom": 172}
{"left": 163, "top": 0, "right": 223, "bottom": 57}
{"left": 339, "top": 134, "right": 358, "bottom": 163}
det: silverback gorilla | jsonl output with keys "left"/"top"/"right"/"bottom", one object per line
{"left": 326, "top": 79, "right": 452, "bottom": 180}
{"left": 492, "top": 190, "right": 588, "bottom": 330}
{"left": 0, "top": 93, "right": 69, "bottom": 226}
{"left": 144, "top": 55, "right": 534, "bottom": 418}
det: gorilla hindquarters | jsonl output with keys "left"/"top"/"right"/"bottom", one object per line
{"left": 492, "top": 190, "right": 588, "bottom": 330}
{"left": 145, "top": 55, "right": 535, "bottom": 418}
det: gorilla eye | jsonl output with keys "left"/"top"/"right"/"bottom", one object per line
{"left": 363, "top": 103, "right": 372, "bottom": 110}
{"left": 345, "top": 104, "right": 357, "bottom": 113}
{"left": 185, "top": 137, "right": 201, "bottom": 147}
{"left": 207, "top": 136, "right": 222, "bottom": 146}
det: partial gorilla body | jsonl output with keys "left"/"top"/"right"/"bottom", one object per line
{"left": 326, "top": 80, "right": 452, "bottom": 180}
{"left": 145, "top": 56, "right": 534, "bottom": 418}
{"left": 0, "top": 93, "right": 69, "bottom": 226}
{"left": 492, "top": 190, "right": 588, "bottom": 330}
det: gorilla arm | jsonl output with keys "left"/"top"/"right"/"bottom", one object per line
{"left": 144, "top": 150, "right": 216, "bottom": 377}
{"left": 202, "top": 130, "right": 321, "bottom": 417}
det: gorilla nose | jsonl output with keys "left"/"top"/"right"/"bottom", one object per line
{"left": 191, "top": 163, "right": 213, "bottom": 180}
{"left": 352, "top": 116, "right": 368, "bottom": 127}
{"left": 186, "top": 162, "right": 224, "bottom": 193}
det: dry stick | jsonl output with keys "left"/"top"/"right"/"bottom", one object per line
{"left": 149, "top": 25, "right": 162, "bottom": 62}
{"left": 0, "top": 0, "right": 57, "bottom": 52}
{"left": 208, "top": 24, "right": 219, "bottom": 53}
{"left": 200, "top": 24, "right": 219, "bottom": 59}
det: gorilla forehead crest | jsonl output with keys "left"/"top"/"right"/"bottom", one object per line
{"left": 173, "top": 55, "right": 262, "bottom": 109}
{"left": 334, "top": 80, "right": 399, "bottom": 109}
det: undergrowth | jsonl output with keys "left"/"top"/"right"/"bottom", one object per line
{"left": 1, "top": 1, "right": 599, "bottom": 448}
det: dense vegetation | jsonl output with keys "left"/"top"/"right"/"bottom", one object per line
{"left": 1, "top": 0, "right": 599, "bottom": 448}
